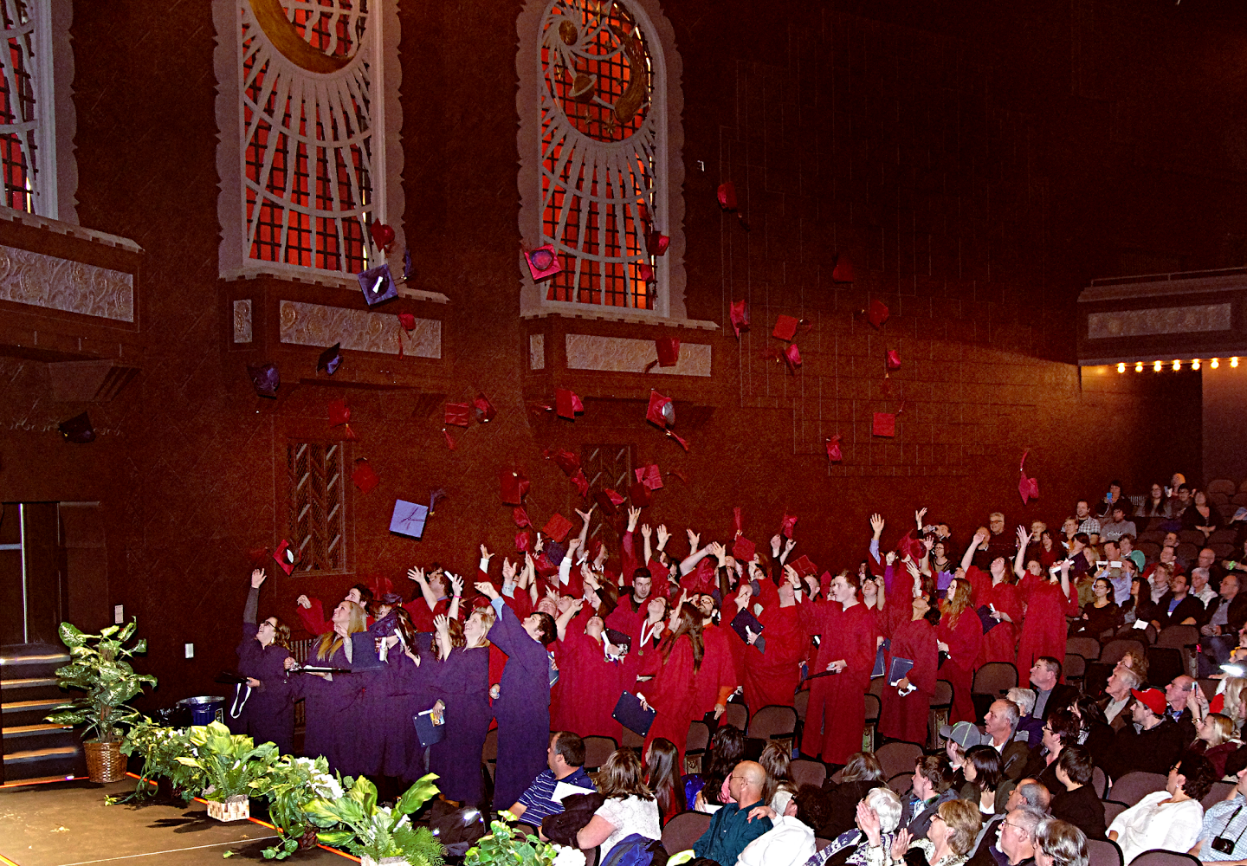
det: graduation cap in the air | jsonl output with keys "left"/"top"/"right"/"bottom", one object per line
{"left": 358, "top": 263, "right": 398, "bottom": 306}
{"left": 58, "top": 412, "right": 95, "bottom": 444}
{"left": 318, "top": 344, "right": 343, "bottom": 375}
{"left": 525, "top": 244, "right": 561, "bottom": 282}
{"left": 247, "top": 362, "right": 280, "bottom": 398}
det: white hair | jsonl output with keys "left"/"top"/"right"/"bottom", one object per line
{"left": 866, "top": 786, "right": 903, "bottom": 833}
{"left": 1008, "top": 688, "right": 1037, "bottom": 716}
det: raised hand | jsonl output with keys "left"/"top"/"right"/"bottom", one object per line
{"left": 567, "top": 536, "right": 581, "bottom": 553}
{"left": 502, "top": 558, "right": 517, "bottom": 582}
{"left": 433, "top": 614, "right": 450, "bottom": 632}
{"left": 641, "top": 523, "right": 652, "bottom": 540}
{"left": 251, "top": 569, "right": 266, "bottom": 588}
{"left": 686, "top": 528, "right": 700, "bottom": 550}
{"left": 407, "top": 567, "right": 426, "bottom": 584}
{"left": 627, "top": 506, "right": 641, "bottom": 532}
{"left": 533, "top": 532, "right": 545, "bottom": 554}
{"left": 915, "top": 506, "right": 928, "bottom": 527}
{"left": 974, "top": 527, "right": 989, "bottom": 544}
{"left": 474, "top": 581, "right": 499, "bottom": 601}
{"left": 480, "top": 544, "right": 493, "bottom": 563}
{"left": 710, "top": 541, "right": 727, "bottom": 564}
{"left": 575, "top": 507, "right": 593, "bottom": 524}
{"left": 784, "top": 537, "right": 796, "bottom": 553}
{"left": 448, "top": 574, "right": 464, "bottom": 596}
{"left": 771, "top": 534, "right": 783, "bottom": 556}
{"left": 1017, "top": 525, "right": 1030, "bottom": 546}
{"left": 296, "top": 594, "right": 312, "bottom": 609}
{"left": 870, "top": 513, "right": 885, "bottom": 536}
{"left": 656, "top": 524, "right": 670, "bottom": 548}
{"left": 784, "top": 564, "right": 800, "bottom": 587}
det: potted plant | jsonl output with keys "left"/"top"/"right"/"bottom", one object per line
{"left": 119, "top": 718, "right": 202, "bottom": 801}
{"left": 175, "top": 721, "right": 279, "bottom": 821}
{"left": 304, "top": 773, "right": 445, "bottom": 866}
{"left": 47, "top": 620, "right": 158, "bottom": 783}
{"left": 260, "top": 755, "right": 342, "bottom": 859}
{"left": 464, "top": 812, "right": 557, "bottom": 866}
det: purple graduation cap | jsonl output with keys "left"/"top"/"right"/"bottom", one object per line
{"left": 318, "top": 343, "right": 343, "bottom": 375}
{"left": 358, "top": 262, "right": 398, "bottom": 306}
{"left": 247, "top": 362, "right": 280, "bottom": 398}
{"left": 390, "top": 499, "right": 429, "bottom": 539}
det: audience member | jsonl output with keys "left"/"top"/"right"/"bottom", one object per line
{"left": 1107, "top": 754, "right": 1215, "bottom": 864}
{"left": 997, "top": 805, "right": 1046, "bottom": 866}
{"left": 1097, "top": 666, "right": 1139, "bottom": 731}
{"left": 1049, "top": 746, "right": 1104, "bottom": 841}
{"left": 1105, "top": 687, "right": 1185, "bottom": 779}
{"left": 1190, "top": 765, "right": 1247, "bottom": 862}
{"left": 737, "top": 781, "right": 815, "bottom": 866}
{"left": 573, "top": 748, "right": 662, "bottom": 862}
{"left": 1034, "top": 818, "right": 1089, "bottom": 866}
{"left": 820, "top": 751, "right": 886, "bottom": 840}
{"left": 1028, "top": 658, "right": 1077, "bottom": 721}
{"left": 890, "top": 798, "right": 983, "bottom": 866}
{"left": 509, "top": 732, "right": 595, "bottom": 824}
{"left": 690, "top": 760, "right": 772, "bottom": 866}
{"left": 903, "top": 756, "right": 958, "bottom": 840}
{"left": 806, "top": 785, "right": 903, "bottom": 866}
{"left": 985, "top": 700, "right": 1031, "bottom": 781}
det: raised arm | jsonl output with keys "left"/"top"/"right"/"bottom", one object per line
{"left": 244, "top": 569, "right": 265, "bottom": 624}
{"left": 555, "top": 597, "right": 584, "bottom": 642}
{"left": 679, "top": 529, "right": 710, "bottom": 575}
{"left": 408, "top": 566, "right": 440, "bottom": 613}
{"left": 1013, "top": 526, "right": 1029, "bottom": 579}
{"left": 964, "top": 527, "right": 987, "bottom": 573}
{"left": 869, "top": 513, "right": 885, "bottom": 565}
{"left": 574, "top": 508, "right": 592, "bottom": 556}
{"left": 447, "top": 573, "right": 463, "bottom": 621}
{"left": 640, "top": 523, "right": 653, "bottom": 565}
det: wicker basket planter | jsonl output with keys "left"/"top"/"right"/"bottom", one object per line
{"left": 83, "top": 740, "right": 126, "bottom": 783}
{"left": 207, "top": 795, "right": 250, "bottom": 822}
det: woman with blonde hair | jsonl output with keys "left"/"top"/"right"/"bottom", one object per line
{"left": 888, "top": 798, "right": 983, "bottom": 866}
{"left": 302, "top": 599, "right": 367, "bottom": 773}
{"left": 426, "top": 606, "right": 494, "bottom": 804}
{"left": 938, "top": 577, "right": 983, "bottom": 723}
{"left": 1190, "top": 713, "right": 1240, "bottom": 777}
{"left": 576, "top": 749, "right": 662, "bottom": 861}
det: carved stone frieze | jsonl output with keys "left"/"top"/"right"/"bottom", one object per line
{"left": 0, "top": 244, "right": 134, "bottom": 322}
{"left": 233, "top": 299, "right": 253, "bottom": 343}
{"left": 1086, "top": 304, "right": 1232, "bottom": 339}
{"left": 565, "top": 333, "right": 711, "bottom": 376}
{"left": 279, "top": 300, "right": 440, "bottom": 358}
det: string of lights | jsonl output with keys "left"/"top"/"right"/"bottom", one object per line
{"left": 1117, "top": 357, "right": 1238, "bottom": 373}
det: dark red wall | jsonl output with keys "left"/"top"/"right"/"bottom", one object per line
{"left": 0, "top": 0, "right": 1236, "bottom": 708}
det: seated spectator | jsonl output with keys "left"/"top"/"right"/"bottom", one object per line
{"left": 808, "top": 786, "right": 903, "bottom": 866}
{"left": 960, "top": 745, "right": 1006, "bottom": 816}
{"left": 1192, "top": 566, "right": 1218, "bottom": 608}
{"left": 1104, "top": 687, "right": 1185, "bottom": 779}
{"left": 737, "top": 781, "right": 815, "bottom": 866}
{"left": 1190, "top": 764, "right": 1247, "bottom": 862}
{"left": 1067, "top": 696, "right": 1114, "bottom": 770}
{"left": 1098, "top": 505, "right": 1136, "bottom": 543}
{"left": 889, "top": 798, "right": 983, "bottom": 866}
{"left": 509, "top": 732, "right": 595, "bottom": 824}
{"left": 1028, "top": 658, "right": 1077, "bottom": 722}
{"left": 644, "top": 737, "right": 685, "bottom": 824}
{"left": 903, "top": 756, "right": 959, "bottom": 840}
{"left": 968, "top": 781, "right": 1050, "bottom": 866}
{"left": 984, "top": 700, "right": 1032, "bottom": 781}
{"left": 1190, "top": 714, "right": 1241, "bottom": 778}
{"left": 1200, "top": 574, "right": 1247, "bottom": 677}
{"left": 687, "top": 723, "right": 745, "bottom": 811}
{"left": 1022, "top": 709, "right": 1079, "bottom": 796}
{"left": 819, "top": 752, "right": 886, "bottom": 840}
{"left": 689, "top": 760, "right": 772, "bottom": 866}
{"left": 1098, "top": 664, "right": 1141, "bottom": 731}
{"left": 997, "top": 804, "right": 1046, "bottom": 866}
{"left": 759, "top": 741, "right": 793, "bottom": 811}
{"left": 1151, "top": 572, "right": 1205, "bottom": 630}
{"left": 1070, "top": 577, "right": 1121, "bottom": 640}
{"left": 574, "top": 748, "right": 662, "bottom": 862}
{"left": 1007, "top": 688, "right": 1043, "bottom": 748}
{"left": 1034, "top": 817, "right": 1089, "bottom": 866}
{"left": 1049, "top": 746, "right": 1105, "bottom": 841}
{"left": 1107, "top": 754, "right": 1215, "bottom": 864}
{"left": 1163, "top": 674, "right": 1202, "bottom": 747}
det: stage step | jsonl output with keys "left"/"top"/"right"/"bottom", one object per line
{"left": 1, "top": 676, "right": 60, "bottom": 689}
{"left": 0, "top": 646, "right": 84, "bottom": 783}
{"left": 0, "top": 652, "right": 69, "bottom": 667}
{"left": 4, "top": 745, "right": 78, "bottom": 764}
{"left": 4, "top": 722, "right": 71, "bottom": 738}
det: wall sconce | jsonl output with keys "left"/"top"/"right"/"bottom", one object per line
{"left": 1193, "top": 359, "right": 1201, "bottom": 370}
{"left": 1117, "top": 363, "right": 1125, "bottom": 373}
{"left": 1173, "top": 360, "right": 1182, "bottom": 371}
{"left": 1234, "top": 357, "right": 1240, "bottom": 368}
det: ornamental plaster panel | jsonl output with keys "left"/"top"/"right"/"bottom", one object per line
{"left": 565, "top": 333, "right": 711, "bottom": 376}
{"left": 279, "top": 300, "right": 440, "bottom": 358}
{"left": 1086, "top": 304, "right": 1232, "bottom": 339}
{"left": 0, "top": 244, "right": 134, "bottom": 321}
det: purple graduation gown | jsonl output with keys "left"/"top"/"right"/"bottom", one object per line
{"left": 301, "top": 640, "right": 368, "bottom": 774}
{"left": 229, "top": 624, "right": 298, "bottom": 753}
{"left": 427, "top": 646, "right": 491, "bottom": 802}
{"left": 488, "top": 599, "right": 551, "bottom": 810}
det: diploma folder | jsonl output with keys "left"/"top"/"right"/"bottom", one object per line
{"left": 413, "top": 708, "right": 445, "bottom": 748}
{"left": 729, "top": 609, "right": 764, "bottom": 646}
{"left": 887, "top": 656, "right": 914, "bottom": 686}
{"left": 612, "top": 691, "right": 657, "bottom": 737}
{"left": 976, "top": 605, "right": 1001, "bottom": 634}
{"left": 351, "top": 632, "right": 386, "bottom": 671}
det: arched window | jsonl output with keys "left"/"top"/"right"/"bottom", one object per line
{"left": 518, "top": 0, "right": 686, "bottom": 320}
{"left": 214, "top": 0, "right": 403, "bottom": 281}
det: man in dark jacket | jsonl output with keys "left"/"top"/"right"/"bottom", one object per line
{"left": 1104, "top": 687, "right": 1185, "bottom": 780}
{"left": 1200, "top": 573, "right": 1247, "bottom": 675}
{"left": 901, "top": 755, "right": 958, "bottom": 840}
{"left": 1028, "top": 657, "right": 1078, "bottom": 721}
{"left": 1148, "top": 572, "right": 1205, "bottom": 630}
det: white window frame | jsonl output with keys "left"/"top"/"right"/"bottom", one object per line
{"left": 516, "top": 0, "right": 687, "bottom": 322}
{"left": 212, "top": 0, "right": 404, "bottom": 283}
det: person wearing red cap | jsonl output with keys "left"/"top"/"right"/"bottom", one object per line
{"left": 1103, "top": 687, "right": 1185, "bottom": 780}
{"left": 799, "top": 571, "right": 876, "bottom": 765}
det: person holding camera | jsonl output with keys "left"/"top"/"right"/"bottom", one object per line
{"left": 1190, "top": 765, "right": 1247, "bottom": 862}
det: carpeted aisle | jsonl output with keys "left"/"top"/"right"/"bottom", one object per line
{"left": 0, "top": 779, "right": 351, "bottom": 866}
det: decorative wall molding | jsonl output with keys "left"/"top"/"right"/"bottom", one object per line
{"left": 530, "top": 334, "right": 545, "bottom": 370}
{"left": 565, "top": 333, "right": 710, "bottom": 376}
{"left": 278, "top": 300, "right": 439, "bottom": 358}
{"left": 233, "top": 299, "right": 253, "bottom": 343}
{"left": 1087, "top": 304, "right": 1232, "bottom": 339}
{"left": 0, "top": 243, "right": 134, "bottom": 321}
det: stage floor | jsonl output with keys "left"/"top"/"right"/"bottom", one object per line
{"left": 0, "top": 778, "right": 352, "bottom": 866}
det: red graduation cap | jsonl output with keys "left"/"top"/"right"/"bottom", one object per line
{"left": 665, "top": 429, "right": 690, "bottom": 452}
{"left": 646, "top": 391, "right": 674, "bottom": 429}
{"left": 635, "top": 464, "right": 664, "bottom": 491}
{"left": 885, "top": 349, "right": 901, "bottom": 371}
{"left": 544, "top": 447, "right": 581, "bottom": 476}
{"left": 655, "top": 337, "right": 680, "bottom": 368}
{"left": 397, "top": 312, "right": 417, "bottom": 331}
{"left": 445, "top": 402, "right": 470, "bottom": 427}
{"left": 682, "top": 558, "right": 717, "bottom": 595}
{"left": 499, "top": 468, "right": 530, "bottom": 505}
{"left": 513, "top": 507, "right": 531, "bottom": 528}
{"left": 898, "top": 530, "right": 926, "bottom": 562}
{"left": 555, "top": 389, "right": 584, "bottom": 420}
{"left": 1019, "top": 450, "right": 1040, "bottom": 504}
{"left": 872, "top": 412, "right": 896, "bottom": 438}
{"left": 370, "top": 221, "right": 395, "bottom": 250}
{"left": 328, "top": 398, "right": 351, "bottom": 427}
{"left": 646, "top": 230, "right": 670, "bottom": 257}
{"left": 866, "top": 299, "right": 889, "bottom": 329}
{"left": 543, "top": 513, "right": 574, "bottom": 544}
{"left": 784, "top": 343, "right": 802, "bottom": 370}
{"left": 832, "top": 253, "right": 854, "bottom": 283}
{"left": 351, "top": 458, "right": 379, "bottom": 494}
{"left": 571, "top": 469, "right": 590, "bottom": 497}
{"left": 730, "top": 300, "right": 750, "bottom": 337}
{"left": 790, "top": 554, "right": 817, "bottom": 578}
{"left": 629, "top": 481, "right": 653, "bottom": 507}
{"left": 639, "top": 263, "right": 655, "bottom": 283}
{"left": 273, "top": 539, "right": 298, "bottom": 575}
{"left": 826, "top": 435, "right": 843, "bottom": 462}
{"left": 525, "top": 244, "right": 562, "bottom": 281}
{"left": 780, "top": 512, "right": 798, "bottom": 539}
{"left": 473, "top": 393, "right": 496, "bottom": 423}
{"left": 733, "top": 506, "right": 744, "bottom": 534}
{"left": 717, "top": 181, "right": 738, "bottom": 211}
{"left": 733, "top": 535, "right": 757, "bottom": 563}
{"left": 773, "top": 315, "right": 799, "bottom": 341}
{"left": 595, "top": 488, "right": 626, "bottom": 515}
{"left": 515, "top": 530, "right": 532, "bottom": 552}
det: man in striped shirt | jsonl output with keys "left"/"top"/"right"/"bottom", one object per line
{"left": 508, "top": 732, "right": 595, "bottom": 825}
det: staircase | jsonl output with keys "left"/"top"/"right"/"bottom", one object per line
{"left": 1, "top": 645, "right": 85, "bottom": 783}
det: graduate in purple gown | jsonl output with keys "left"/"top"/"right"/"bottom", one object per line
{"left": 228, "top": 568, "right": 298, "bottom": 752}
{"left": 426, "top": 607, "right": 494, "bottom": 802}
{"left": 475, "top": 581, "right": 558, "bottom": 811}
{"left": 300, "top": 599, "right": 369, "bottom": 774}
{"left": 372, "top": 605, "right": 435, "bottom": 782}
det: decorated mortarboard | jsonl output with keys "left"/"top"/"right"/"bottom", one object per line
{"left": 784, "top": 343, "right": 801, "bottom": 371}
{"left": 273, "top": 539, "right": 298, "bottom": 575}
{"left": 773, "top": 315, "right": 799, "bottom": 342}
{"left": 635, "top": 464, "right": 664, "bottom": 491}
{"left": 358, "top": 262, "right": 398, "bottom": 306}
{"left": 318, "top": 343, "right": 343, "bottom": 375}
{"left": 499, "top": 468, "right": 530, "bottom": 505}
{"left": 732, "top": 535, "right": 756, "bottom": 563}
{"left": 646, "top": 230, "right": 670, "bottom": 257}
{"left": 729, "top": 300, "right": 750, "bottom": 338}
{"left": 473, "top": 393, "right": 496, "bottom": 424}
{"left": 780, "top": 512, "right": 798, "bottom": 538}
{"left": 826, "top": 435, "right": 843, "bottom": 462}
{"left": 247, "top": 362, "right": 280, "bottom": 398}
{"left": 513, "top": 506, "right": 532, "bottom": 528}
{"left": 328, "top": 398, "right": 351, "bottom": 427}
{"left": 885, "top": 349, "right": 901, "bottom": 371}
{"left": 58, "top": 412, "right": 95, "bottom": 443}
{"left": 790, "top": 554, "right": 817, "bottom": 578}
{"left": 655, "top": 337, "right": 680, "bottom": 368}
{"left": 370, "top": 220, "right": 395, "bottom": 250}
{"left": 595, "top": 488, "right": 625, "bottom": 515}
{"left": 1018, "top": 450, "right": 1039, "bottom": 504}
{"left": 831, "top": 253, "right": 854, "bottom": 283}
{"left": 555, "top": 388, "right": 584, "bottom": 420}
{"left": 865, "top": 299, "right": 889, "bottom": 329}
{"left": 571, "top": 469, "right": 590, "bottom": 497}
{"left": 629, "top": 480, "right": 653, "bottom": 507}
{"left": 445, "top": 402, "right": 470, "bottom": 427}
{"left": 645, "top": 391, "right": 675, "bottom": 429}
{"left": 390, "top": 499, "right": 429, "bottom": 540}
{"left": 525, "top": 244, "right": 561, "bottom": 282}
{"left": 352, "top": 458, "right": 379, "bottom": 494}
{"left": 542, "top": 513, "right": 574, "bottom": 544}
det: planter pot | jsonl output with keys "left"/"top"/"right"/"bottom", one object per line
{"left": 83, "top": 740, "right": 126, "bottom": 783}
{"left": 360, "top": 857, "right": 407, "bottom": 866}
{"left": 207, "top": 795, "right": 250, "bottom": 822}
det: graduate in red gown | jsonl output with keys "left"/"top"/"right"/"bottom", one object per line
{"left": 738, "top": 565, "right": 806, "bottom": 711}
{"left": 1015, "top": 545, "right": 1079, "bottom": 673}
{"left": 936, "top": 577, "right": 983, "bottom": 723}
{"left": 880, "top": 593, "right": 940, "bottom": 745}
{"left": 551, "top": 601, "right": 625, "bottom": 741}
{"left": 976, "top": 558, "right": 1022, "bottom": 666}
{"left": 637, "top": 598, "right": 702, "bottom": 764}
{"left": 798, "top": 572, "right": 876, "bottom": 765}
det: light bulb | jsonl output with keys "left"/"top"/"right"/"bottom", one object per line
{"left": 1135, "top": 362, "right": 1144, "bottom": 372}
{"left": 1117, "top": 363, "right": 1125, "bottom": 373}
{"left": 1193, "top": 359, "right": 1201, "bottom": 371}
{"left": 1173, "top": 360, "right": 1181, "bottom": 371}
{"left": 1154, "top": 361, "right": 1163, "bottom": 372}
{"left": 1213, "top": 358, "right": 1221, "bottom": 369}
{"left": 1234, "top": 357, "right": 1240, "bottom": 368}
